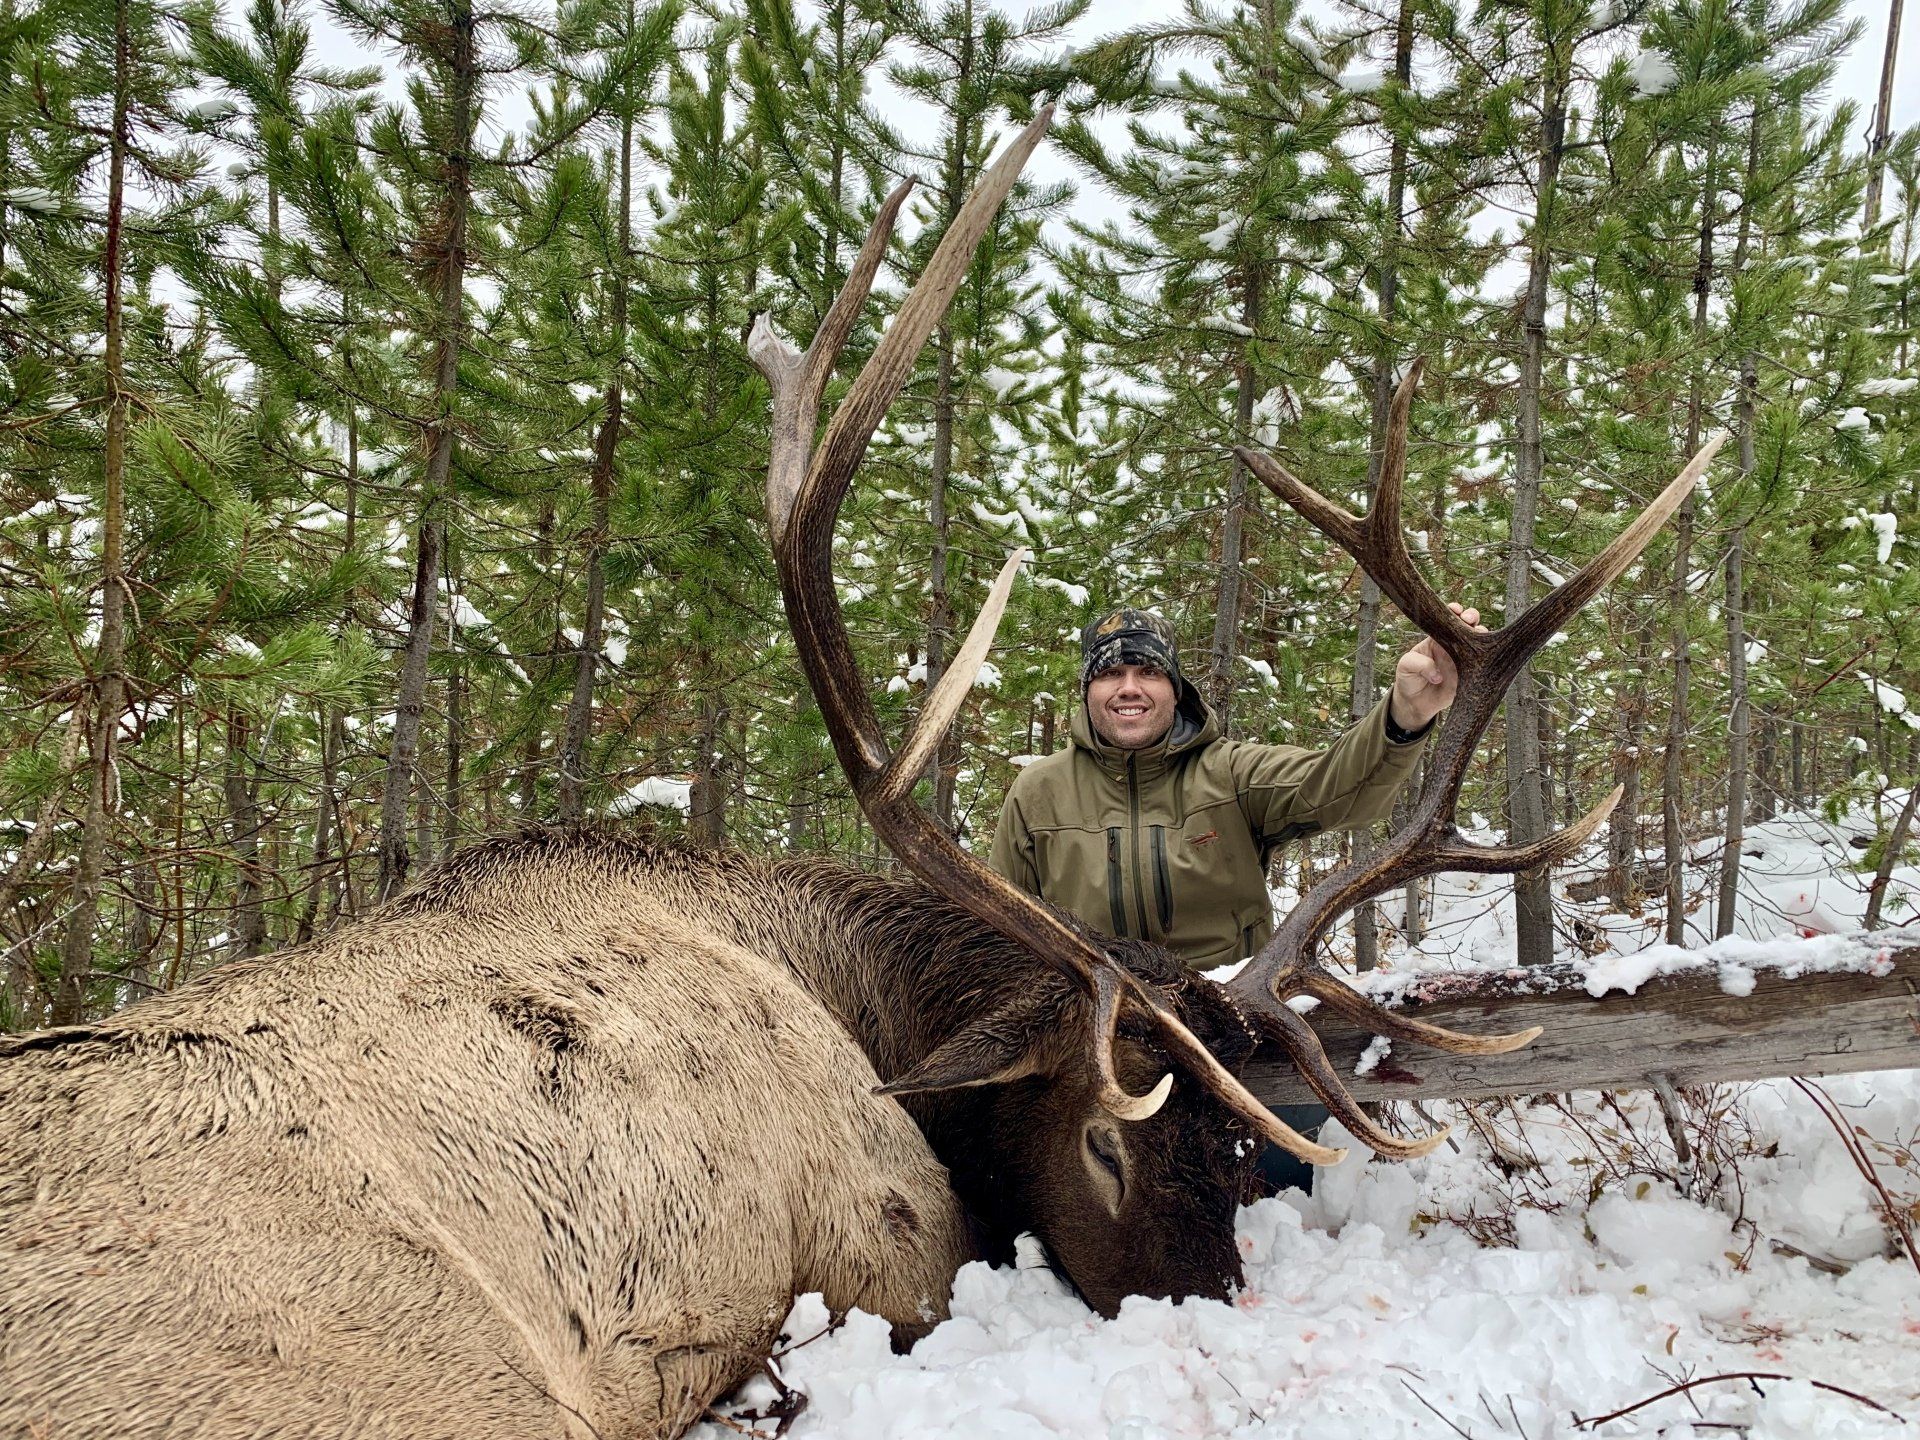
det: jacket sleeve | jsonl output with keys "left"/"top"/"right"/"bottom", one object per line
{"left": 1233, "top": 691, "right": 1429, "bottom": 848}
{"left": 987, "top": 777, "right": 1043, "bottom": 897}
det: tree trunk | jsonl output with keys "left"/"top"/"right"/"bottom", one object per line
{"left": 521, "top": 499, "right": 556, "bottom": 814}
{"left": 1350, "top": 0, "right": 1417, "bottom": 973}
{"left": 54, "top": 0, "right": 134, "bottom": 1025}
{"left": 1863, "top": 764, "right": 1919, "bottom": 929}
{"left": 225, "top": 707, "right": 267, "bottom": 959}
{"left": 922, "top": 20, "right": 974, "bottom": 833}
{"left": 1206, "top": 271, "right": 1264, "bottom": 738}
{"left": 689, "top": 684, "right": 728, "bottom": 847}
{"left": 443, "top": 666, "right": 464, "bottom": 858}
{"left": 1665, "top": 127, "right": 1719, "bottom": 947}
{"left": 556, "top": 107, "right": 633, "bottom": 823}
{"left": 295, "top": 707, "right": 338, "bottom": 946}
{"left": 1753, "top": 709, "right": 1779, "bottom": 822}
{"left": 126, "top": 858, "right": 157, "bottom": 1002}
{"left": 1606, "top": 620, "right": 1653, "bottom": 908}
{"left": 376, "top": 0, "right": 475, "bottom": 901}
{"left": 1505, "top": 51, "right": 1567, "bottom": 969}
{"left": 1717, "top": 99, "right": 1767, "bottom": 939}
{"left": 926, "top": 326, "right": 958, "bottom": 828}
{"left": 1863, "top": 0, "right": 1907, "bottom": 230}
{"left": 1717, "top": 527, "right": 1750, "bottom": 938}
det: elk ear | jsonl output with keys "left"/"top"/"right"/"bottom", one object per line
{"left": 873, "top": 990, "right": 1062, "bottom": 1098}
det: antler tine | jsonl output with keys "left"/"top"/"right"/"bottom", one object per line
{"left": 752, "top": 177, "right": 916, "bottom": 543}
{"left": 1491, "top": 432, "right": 1727, "bottom": 685}
{"left": 1423, "top": 783, "right": 1623, "bottom": 876}
{"left": 1234, "top": 361, "right": 1478, "bottom": 656}
{"left": 797, "top": 106, "right": 1054, "bottom": 541}
{"left": 1092, "top": 968, "right": 1173, "bottom": 1121}
{"left": 878, "top": 547, "right": 1030, "bottom": 808}
{"left": 1147, "top": 998, "right": 1348, "bottom": 1164}
{"left": 1251, "top": 1005, "right": 1451, "bottom": 1159}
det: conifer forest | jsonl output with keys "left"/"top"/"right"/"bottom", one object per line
{"left": 2, "top": 0, "right": 1915, "bottom": 1031}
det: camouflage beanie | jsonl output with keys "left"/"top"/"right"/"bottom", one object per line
{"left": 1079, "top": 608, "right": 1183, "bottom": 693}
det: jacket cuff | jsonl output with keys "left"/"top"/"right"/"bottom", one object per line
{"left": 1381, "top": 695, "right": 1435, "bottom": 747}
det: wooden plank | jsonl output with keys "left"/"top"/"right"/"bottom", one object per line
{"left": 1240, "top": 930, "right": 1920, "bottom": 1107}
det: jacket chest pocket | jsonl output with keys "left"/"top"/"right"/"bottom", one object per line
{"left": 1148, "top": 824, "right": 1173, "bottom": 933}
{"left": 1105, "top": 826, "right": 1127, "bottom": 936}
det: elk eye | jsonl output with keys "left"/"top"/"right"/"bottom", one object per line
{"left": 1082, "top": 1123, "right": 1128, "bottom": 1215}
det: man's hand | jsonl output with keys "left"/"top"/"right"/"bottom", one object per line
{"left": 1389, "top": 602, "right": 1488, "bottom": 733}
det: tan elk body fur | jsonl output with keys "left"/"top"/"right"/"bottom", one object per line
{"left": 1, "top": 835, "right": 972, "bottom": 1440}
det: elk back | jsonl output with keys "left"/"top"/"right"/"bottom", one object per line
{"left": 0, "top": 873, "right": 968, "bottom": 1440}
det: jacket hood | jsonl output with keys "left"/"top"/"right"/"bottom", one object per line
{"left": 1069, "top": 674, "right": 1219, "bottom": 779}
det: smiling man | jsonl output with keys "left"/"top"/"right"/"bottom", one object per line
{"left": 989, "top": 606, "right": 1466, "bottom": 969}
{"left": 987, "top": 604, "right": 1469, "bottom": 1191}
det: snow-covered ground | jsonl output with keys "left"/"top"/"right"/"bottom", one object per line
{"left": 694, "top": 807, "right": 1920, "bottom": 1438}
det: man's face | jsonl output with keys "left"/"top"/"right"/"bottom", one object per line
{"left": 1086, "top": 663, "right": 1178, "bottom": 750}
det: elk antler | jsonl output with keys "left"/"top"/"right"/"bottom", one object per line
{"left": 748, "top": 109, "right": 1346, "bottom": 1166}
{"left": 1224, "top": 361, "right": 1728, "bottom": 1158}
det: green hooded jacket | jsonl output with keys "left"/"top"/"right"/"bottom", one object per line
{"left": 986, "top": 687, "right": 1428, "bottom": 970}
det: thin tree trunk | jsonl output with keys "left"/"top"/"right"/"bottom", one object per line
{"left": 1665, "top": 127, "right": 1720, "bottom": 947}
{"left": 1206, "top": 271, "right": 1265, "bottom": 738}
{"left": 443, "top": 666, "right": 464, "bottom": 858}
{"left": 1716, "top": 105, "right": 1765, "bottom": 937}
{"left": 296, "top": 706, "right": 338, "bottom": 945}
{"left": 922, "top": 15, "right": 974, "bottom": 832}
{"left": 689, "top": 685, "right": 728, "bottom": 847}
{"left": 1864, "top": 764, "right": 1920, "bottom": 930}
{"left": 376, "top": 0, "right": 475, "bottom": 900}
{"left": 1717, "top": 527, "right": 1750, "bottom": 938}
{"left": 1350, "top": 0, "right": 1416, "bottom": 972}
{"left": 522, "top": 499, "right": 556, "bottom": 814}
{"left": 1506, "top": 51, "right": 1567, "bottom": 968}
{"left": 557, "top": 106, "right": 633, "bottom": 823}
{"left": 1607, "top": 619, "right": 1653, "bottom": 908}
{"left": 1754, "top": 708, "right": 1779, "bottom": 822}
{"left": 1863, "top": 0, "right": 1907, "bottom": 230}
{"left": 54, "top": 0, "right": 134, "bottom": 1024}
{"left": 126, "top": 858, "right": 157, "bottom": 1003}
{"left": 226, "top": 706, "right": 266, "bottom": 958}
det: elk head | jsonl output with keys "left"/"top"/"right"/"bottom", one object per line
{"left": 749, "top": 109, "right": 1723, "bottom": 1311}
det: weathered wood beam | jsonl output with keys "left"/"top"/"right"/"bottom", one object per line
{"left": 1242, "top": 930, "right": 1920, "bottom": 1107}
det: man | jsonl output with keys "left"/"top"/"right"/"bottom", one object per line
{"left": 987, "top": 603, "right": 1479, "bottom": 1187}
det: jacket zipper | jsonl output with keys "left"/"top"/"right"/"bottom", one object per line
{"left": 1150, "top": 824, "right": 1173, "bottom": 933}
{"left": 1105, "top": 826, "right": 1127, "bottom": 937}
{"left": 1126, "top": 757, "right": 1151, "bottom": 938}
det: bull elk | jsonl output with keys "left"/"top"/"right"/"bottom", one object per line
{"left": 0, "top": 111, "right": 1720, "bottom": 1439}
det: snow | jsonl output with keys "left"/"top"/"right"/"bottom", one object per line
{"left": 1628, "top": 50, "right": 1680, "bottom": 95}
{"left": 1333, "top": 67, "right": 1387, "bottom": 93}
{"left": 607, "top": 776, "right": 693, "bottom": 815}
{"left": 189, "top": 97, "right": 239, "bottom": 122}
{"left": 683, "top": 806, "right": 1920, "bottom": 1437}
{"left": 1033, "top": 576, "right": 1091, "bottom": 607}
{"left": 1870, "top": 512, "right": 1898, "bottom": 563}
{"left": 1859, "top": 377, "right": 1917, "bottom": 398}
{"left": 1861, "top": 675, "right": 1920, "bottom": 730}
{"left": 4, "top": 187, "right": 61, "bottom": 214}
{"left": 1835, "top": 407, "right": 1872, "bottom": 433}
